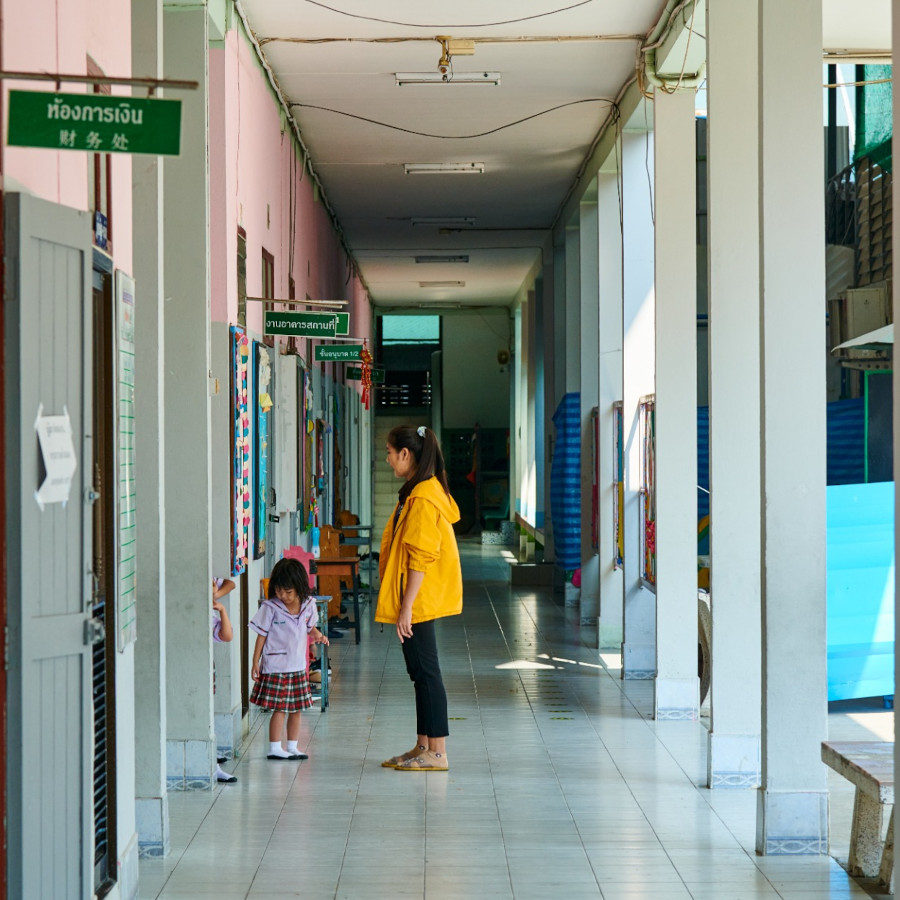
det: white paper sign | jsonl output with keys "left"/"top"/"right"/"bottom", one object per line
{"left": 34, "top": 406, "right": 77, "bottom": 510}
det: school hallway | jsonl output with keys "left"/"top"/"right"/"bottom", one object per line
{"left": 138, "top": 542, "right": 892, "bottom": 900}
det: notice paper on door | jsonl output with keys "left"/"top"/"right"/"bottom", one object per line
{"left": 34, "top": 404, "right": 77, "bottom": 511}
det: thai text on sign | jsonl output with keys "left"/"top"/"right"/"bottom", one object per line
{"left": 315, "top": 345, "right": 363, "bottom": 362}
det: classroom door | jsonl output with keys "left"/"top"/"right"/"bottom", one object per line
{"left": 4, "top": 193, "right": 94, "bottom": 898}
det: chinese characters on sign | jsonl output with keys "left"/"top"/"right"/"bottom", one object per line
{"left": 7, "top": 90, "right": 182, "bottom": 156}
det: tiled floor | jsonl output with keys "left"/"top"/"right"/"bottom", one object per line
{"left": 139, "top": 542, "right": 893, "bottom": 899}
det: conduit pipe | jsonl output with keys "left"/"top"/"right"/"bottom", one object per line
{"left": 640, "top": 0, "right": 706, "bottom": 92}
{"left": 231, "top": 0, "right": 364, "bottom": 286}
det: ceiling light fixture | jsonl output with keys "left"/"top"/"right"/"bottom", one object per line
{"left": 404, "top": 163, "right": 485, "bottom": 175}
{"left": 395, "top": 72, "right": 501, "bottom": 86}
{"left": 419, "top": 281, "right": 466, "bottom": 288}
{"left": 414, "top": 255, "right": 469, "bottom": 264}
{"left": 411, "top": 216, "right": 476, "bottom": 227}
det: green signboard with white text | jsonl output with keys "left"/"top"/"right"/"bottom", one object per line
{"left": 265, "top": 311, "right": 340, "bottom": 337}
{"left": 7, "top": 90, "right": 182, "bottom": 156}
{"left": 315, "top": 345, "right": 363, "bottom": 362}
{"left": 347, "top": 366, "right": 385, "bottom": 383}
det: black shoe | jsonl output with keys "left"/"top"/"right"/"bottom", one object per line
{"left": 217, "top": 756, "right": 227, "bottom": 764}
{"left": 217, "top": 773, "right": 237, "bottom": 783}
{"left": 327, "top": 628, "right": 344, "bottom": 639}
{"left": 330, "top": 616, "right": 351, "bottom": 626}
{"left": 340, "top": 605, "right": 347, "bottom": 614}
{"left": 309, "top": 659, "right": 321, "bottom": 671}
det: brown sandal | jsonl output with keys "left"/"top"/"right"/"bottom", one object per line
{"left": 395, "top": 750, "right": 449, "bottom": 771}
{"left": 381, "top": 745, "right": 426, "bottom": 768}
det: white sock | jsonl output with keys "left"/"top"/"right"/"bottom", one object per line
{"left": 269, "top": 741, "right": 291, "bottom": 758}
{"left": 286, "top": 740, "right": 299, "bottom": 754}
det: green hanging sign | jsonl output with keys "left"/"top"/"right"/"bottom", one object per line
{"left": 264, "top": 311, "right": 337, "bottom": 337}
{"left": 347, "top": 366, "right": 385, "bottom": 383}
{"left": 315, "top": 345, "right": 363, "bottom": 362}
{"left": 7, "top": 90, "right": 182, "bottom": 156}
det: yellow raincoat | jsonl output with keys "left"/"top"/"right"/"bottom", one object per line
{"left": 375, "top": 476, "right": 463, "bottom": 625}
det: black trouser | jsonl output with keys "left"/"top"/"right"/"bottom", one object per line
{"left": 400, "top": 619, "right": 449, "bottom": 738}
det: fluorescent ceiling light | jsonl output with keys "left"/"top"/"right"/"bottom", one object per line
{"left": 395, "top": 72, "right": 500, "bottom": 86}
{"left": 419, "top": 281, "right": 466, "bottom": 288}
{"left": 414, "top": 255, "right": 469, "bottom": 264}
{"left": 404, "top": 162, "right": 485, "bottom": 175}
{"left": 410, "top": 216, "right": 476, "bottom": 227}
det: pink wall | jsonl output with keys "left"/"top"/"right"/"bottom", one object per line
{"left": 210, "top": 29, "right": 372, "bottom": 393}
{"left": 2, "top": 0, "right": 133, "bottom": 277}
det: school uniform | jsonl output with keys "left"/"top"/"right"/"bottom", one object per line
{"left": 249, "top": 597, "right": 317, "bottom": 712}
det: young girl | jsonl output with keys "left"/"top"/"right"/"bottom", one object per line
{"left": 250, "top": 557, "right": 328, "bottom": 760}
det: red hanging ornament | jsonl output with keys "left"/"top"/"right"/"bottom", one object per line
{"left": 360, "top": 340, "right": 373, "bottom": 410}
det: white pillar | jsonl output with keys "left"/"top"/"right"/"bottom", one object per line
{"left": 132, "top": 0, "right": 170, "bottom": 856}
{"left": 579, "top": 192, "right": 600, "bottom": 633}
{"left": 163, "top": 6, "right": 216, "bottom": 790}
{"left": 756, "top": 0, "right": 828, "bottom": 855}
{"left": 597, "top": 170, "right": 624, "bottom": 650}
{"left": 538, "top": 257, "right": 555, "bottom": 543}
{"left": 621, "top": 124, "right": 657, "bottom": 679}
{"left": 706, "top": 0, "right": 762, "bottom": 788}
{"left": 653, "top": 89, "right": 699, "bottom": 720}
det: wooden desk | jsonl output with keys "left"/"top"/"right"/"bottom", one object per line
{"left": 311, "top": 556, "right": 361, "bottom": 644}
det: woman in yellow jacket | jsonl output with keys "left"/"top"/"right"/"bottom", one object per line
{"left": 377, "top": 425, "right": 462, "bottom": 771}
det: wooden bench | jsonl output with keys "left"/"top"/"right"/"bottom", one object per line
{"left": 821, "top": 740, "right": 894, "bottom": 890}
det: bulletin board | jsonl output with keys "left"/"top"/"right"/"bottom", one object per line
{"left": 115, "top": 270, "right": 137, "bottom": 650}
{"left": 253, "top": 342, "right": 272, "bottom": 560}
{"left": 613, "top": 402, "right": 624, "bottom": 570}
{"left": 639, "top": 396, "right": 656, "bottom": 590}
{"left": 230, "top": 326, "right": 251, "bottom": 574}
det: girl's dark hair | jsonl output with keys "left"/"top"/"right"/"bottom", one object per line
{"left": 268, "top": 557, "right": 311, "bottom": 601}
{"left": 388, "top": 425, "right": 450, "bottom": 505}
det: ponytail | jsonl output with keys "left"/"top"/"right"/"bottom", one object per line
{"left": 387, "top": 425, "right": 450, "bottom": 505}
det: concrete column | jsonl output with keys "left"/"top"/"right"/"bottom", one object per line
{"left": 162, "top": 5, "right": 215, "bottom": 791}
{"left": 756, "top": 0, "right": 828, "bottom": 855}
{"left": 653, "top": 89, "right": 699, "bottom": 720}
{"left": 534, "top": 267, "right": 549, "bottom": 537}
{"left": 579, "top": 192, "right": 600, "bottom": 633}
{"left": 597, "top": 170, "right": 624, "bottom": 650}
{"left": 706, "top": 0, "right": 762, "bottom": 788}
{"left": 131, "top": 0, "right": 170, "bottom": 855}
{"left": 546, "top": 244, "right": 567, "bottom": 562}
{"left": 621, "top": 124, "right": 656, "bottom": 679}
{"left": 525, "top": 286, "right": 537, "bottom": 527}
{"left": 564, "top": 222, "right": 581, "bottom": 394}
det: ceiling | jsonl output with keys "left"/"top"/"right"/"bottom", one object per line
{"left": 237, "top": 0, "right": 891, "bottom": 311}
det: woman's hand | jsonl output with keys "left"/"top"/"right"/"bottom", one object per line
{"left": 396, "top": 604, "right": 413, "bottom": 643}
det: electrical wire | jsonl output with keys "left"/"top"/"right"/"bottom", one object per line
{"left": 297, "top": 0, "right": 597, "bottom": 28}
{"left": 290, "top": 98, "right": 615, "bottom": 139}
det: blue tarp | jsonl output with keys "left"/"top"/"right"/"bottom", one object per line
{"left": 827, "top": 481, "right": 895, "bottom": 701}
{"left": 550, "top": 393, "right": 581, "bottom": 570}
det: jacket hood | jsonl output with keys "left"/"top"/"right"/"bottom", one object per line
{"left": 407, "top": 477, "right": 460, "bottom": 524}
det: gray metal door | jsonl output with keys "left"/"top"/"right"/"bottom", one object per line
{"left": 5, "top": 193, "right": 93, "bottom": 899}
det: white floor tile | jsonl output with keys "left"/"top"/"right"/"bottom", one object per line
{"left": 138, "top": 542, "right": 890, "bottom": 900}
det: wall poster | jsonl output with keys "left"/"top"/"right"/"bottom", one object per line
{"left": 115, "top": 270, "right": 137, "bottom": 650}
{"left": 231, "top": 326, "right": 251, "bottom": 573}
{"left": 253, "top": 342, "right": 272, "bottom": 560}
{"left": 639, "top": 395, "right": 656, "bottom": 590}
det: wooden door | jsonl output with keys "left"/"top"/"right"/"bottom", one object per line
{"left": 4, "top": 193, "right": 94, "bottom": 898}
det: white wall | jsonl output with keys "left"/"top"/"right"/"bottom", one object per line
{"left": 442, "top": 312, "right": 511, "bottom": 428}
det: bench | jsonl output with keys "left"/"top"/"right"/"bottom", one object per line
{"left": 821, "top": 740, "right": 894, "bottom": 890}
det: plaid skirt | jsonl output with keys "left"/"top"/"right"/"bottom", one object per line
{"left": 251, "top": 670, "right": 314, "bottom": 712}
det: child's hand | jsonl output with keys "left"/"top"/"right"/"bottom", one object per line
{"left": 251, "top": 663, "right": 260, "bottom": 681}
{"left": 212, "top": 599, "right": 225, "bottom": 614}
{"left": 318, "top": 634, "right": 330, "bottom": 646}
